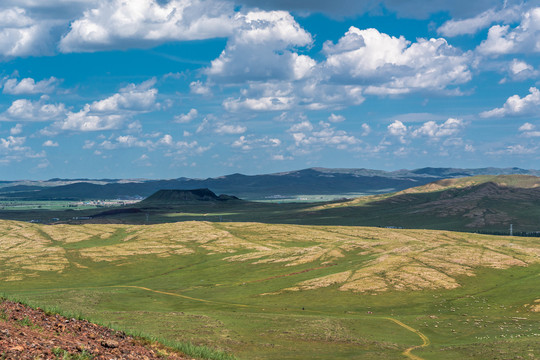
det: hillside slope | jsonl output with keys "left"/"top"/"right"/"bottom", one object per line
{"left": 0, "top": 299, "right": 188, "bottom": 359}
{"left": 307, "top": 175, "right": 540, "bottom": 232}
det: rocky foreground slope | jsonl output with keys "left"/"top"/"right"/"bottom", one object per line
{"left": 0, "top": 299, "right": 188, "bottom": 359}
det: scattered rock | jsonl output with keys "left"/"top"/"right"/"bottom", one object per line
{"left": 0, "top": 299, "right": 187, "bottom": 359}
{"left": 101, "top": 339, "right": 119, "bottom": 348}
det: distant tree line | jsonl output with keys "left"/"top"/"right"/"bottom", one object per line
{"left": 474, "top": 230, "right": 540, "bottom": 237}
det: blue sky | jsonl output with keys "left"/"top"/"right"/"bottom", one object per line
{"left": 0, "top": 0, "right": 539, "bottom": 180}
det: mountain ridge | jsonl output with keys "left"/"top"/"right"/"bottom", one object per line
{"left": 1, "top": 167, "right": 539, "bottom": 201}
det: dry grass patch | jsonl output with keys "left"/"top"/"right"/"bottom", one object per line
{"left": 0, "top": 221, "right": 68, "bottom": 280}
{"left": 530, "top": 299, "right": 540, "bottom": 312}
{"left": 39, "top": 224, "right": 123, "bottom": 243}
{"left": 220, "top": 225, "right": 540, "bottom": 293}
{"left": 1, "top": 220, "right": 539, "bottom": 293}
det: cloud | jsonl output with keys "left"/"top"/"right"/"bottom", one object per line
{"left": 214, "top": 123, "right": 247, "bottom": 135}
{"left": 322, "top": 27, "right": 472, "bottom": 94}
{"left": 58, "top": 108, "right": 125, "bottom": 132}
{"left": 504, "top": 59, "right": 539, "bottom": 81}
{"left": 437, "top": 5, "right": 521, "bottom": 37}
{"left": 0, "top": 7, "right": 57, "bottom": 58}
{"left": 481, "top": 87, "right": 540, "bottom": 117}
{"left": 59, "top": 0, "right": 236, "bottom": 53}
{"left": 328, "top": 113, "right": 345, "bottom": 123}
{"left": 190, "top": 80, "right": 211, "bottom": 95}
{"left": 387, "top": 120, "right": 408, "bottom": 143}
{"left": 206, "top": 10, "right": 314, "bottom": 82}
{"left": 10, "top": 123, "right": 22, "bottom": 135}
{"left": 224, "top": 96, "right": 295, "bottom": 112}
{"left": 3, "top": 76, "right": 59, "bottom": 94}
{"left": 0, "top": 135, "right": 25, "bottom": 151}
{"left": 231, "top": 135, "right": 281, "bottom": 150}
{"left": 223, "top": 81, "right": 364, "bottom": 112}
{"left": 289, "top": 120, "right": 359, "bottom": 151}
{"left": 0, "top": 96, "right": 66, "bottom": 121}
{"left": 52, "top": 79, "right": 158, "bottom": 131}
{"left": 174, "top": 108, "right": 198, "bottom": 123}
{"left": 387, "top": 118, "right": 467, "bottom": 148}
{"left": 289, "top": 120, "right": 314, "bottom": 132}
{"left": 519, "top": 122, "right": 535, "bottom": 131}
{"left": 271, "top": 154, "right": 291, "bottom": 161}
{"left": 361, "top": 123, "right": 371, "bottom": 136}
{"left": 89, "top": 78, "right": 158, "bottom": 112}
{"left": 95, "top": 133, "right": 207, "bottom": 155}
{"left": 223, "top": 82, "right": 296, "bottom": 111}
{"left": 42, "top": 140, "right": 59, "bottom": 147}
{"left": 477, "top": 7, "right": 540, "bottom": 55}
{"left": 0, "top": 134, "right": 43, "bottom": 165}
{"left": 412, "top": 118, "right": 465, "bottom": 139}
{"left": 519, "top": 122, "right": 540, "bottom": 137}
{"left": 489, "top": 144, "right": 537, "bottom": 155}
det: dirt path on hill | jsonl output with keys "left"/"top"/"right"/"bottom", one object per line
{"left": 384, "top": 317, "right": 430, "bottom": 360}
{"left": 112, "top": 285, "right": 430, "bottom": 359}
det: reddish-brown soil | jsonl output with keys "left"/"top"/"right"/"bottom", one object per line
{"left": 0, "top": 300, "right": 188, "bottom": 359}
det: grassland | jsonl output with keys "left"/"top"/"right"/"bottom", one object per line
{"left": 2, "top": 175, "right": 540, "bottom": 237}
{"left": 2, "top": 219, "right": 539, "bottom": 359}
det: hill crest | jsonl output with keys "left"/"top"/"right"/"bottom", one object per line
{"left": 140, "top": 189, "right": 240, "bottom": 205}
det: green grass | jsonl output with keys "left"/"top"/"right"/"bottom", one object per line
{"left": 16, "top": 316, "right": 37, "bottom": 328}
{"left": 51, "top": 347, "right": 94, "bottom": 360}
{"left": 1, "top": 220, "right": 539, "bottom": 359}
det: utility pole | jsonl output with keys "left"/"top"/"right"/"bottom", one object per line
{"left": 510, "top": 223, "right": 513, "bottom": 236}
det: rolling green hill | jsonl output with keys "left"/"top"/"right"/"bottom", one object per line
{"left": 307, "top": 175, "right": 540, "bottom": 233}
{"left": 1, "top": 220, "right": 539, "bottom": 359}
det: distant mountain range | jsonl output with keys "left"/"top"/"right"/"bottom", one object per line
{"left": 1, "top": 167, "right": 539, "bottom": 201}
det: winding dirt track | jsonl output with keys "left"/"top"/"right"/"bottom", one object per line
{"left": 384, "top": 317, "right": 430, "bottom": 360}
{"left": 113, "top": 285, "right": 430, "bottom": 360}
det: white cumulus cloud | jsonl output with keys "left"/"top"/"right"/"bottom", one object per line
{"left": 481, "top": 87, "right": 540, "bottom": 117}
{"left": 388, "top": 120, "right": 407, "bottom": 138}
{"left": 477, "top": 7, "right": 540, "bottom": 55}
{"left": 3, "top": 76, "right": 59, "bottom": 94}
{"left": 59, "top": 0, "right": 236, "bottom": 53}
{"left": 190, "top": 80, "right": 211, "bottom": 96}
{"left": 328, "top": 113, "right": 345, "bottom": 123}
{"left": 289, "top": 121, "right": 359, "bottom": 151}
{"left": 519, "top": 122, "right": 540, "bottom": 137}
{"left": 52, "top": 79, "right": 159, "bottom": 131}
{"left": 323, "top": 27, "right": 472, "bottom": 94}
{"left": 412, "top": 118, "right": 465, "bottom": 139}
{"left": 10, "top": 123, "right": 22, "bottom": 135}
{"left": 206, "top": 10, "right": 314, "bottom": 82}
{"left": 231, "top": 135, "right": 281, "bottom": 150}
{"left": 174, "top": 108, "right": 198, "bottom": 123}
{"left": 214, "top": 123, "right": 247, "bottom": 135}
{"left": 0, "top": 7, "right": 57, "bottom": 58}
{"left": 1, "top": 97, "right": 66, "bottom": 121}
{"left": 43, "top": 140, "right": 59, "bottom": 147}
{"left": 438, "top": 5, "right": 521, "bottom": 37}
